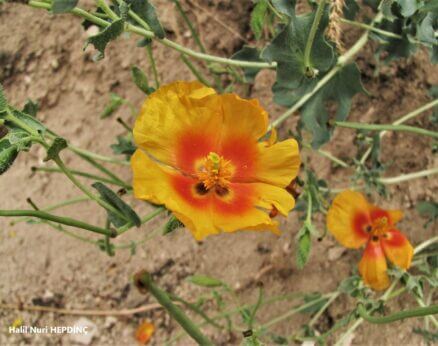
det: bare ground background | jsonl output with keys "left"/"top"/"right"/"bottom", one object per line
{"left": 0, "top": 0, "right": 437, "bottom": 345}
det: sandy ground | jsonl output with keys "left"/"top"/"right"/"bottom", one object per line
{"left": 1, "top": 0, "right": 437, "bottom": 345}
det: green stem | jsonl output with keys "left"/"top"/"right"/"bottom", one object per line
{"left": 171, "top": 0, "right": 206, "bottom": 53}
{"left": 135, "top": 272, "right": 214, "bottom": 346}
{"left": 340, "top": 18, "right": 402, "bottom": 39}
{"left": 360, "top": 99, "right": 438, "bottom": 164}
{"left": 334, "top": 121, "right": 438, "bottom": 139}
{"left": 146, "top": 45, "right": 160, "bottom": 89}
{"left": 309, "top": 292, "right": 340, "bottom": 327}
{"left": 53, "top": 156, "right": 127, "bottom": 221}
{"left": 68, "top": 145, "right": 129, "bottom": 165}
{"left": 379, "top": 167, "right": 438, "bottom": 185}
{"left": 32, "top": 166, "right": 129, "bottom": 188}
{"left": 116, "top": 207, "right": 165, "bottom": 235}
{"left": 29, "top": 0, "right": 274, "bottom": 69}
{"left": 180, "top": 55, "right": 212, "bottom": 87}
{"left": 303, "top": 143, "right": 349, "bottom": 168}
{"left": 357, "top": 304, "right": 438, "bottom": 324}
{"left": 75, "top": 151, "right": 129, "bottom": 186}
{"left": 0, "top": 210, "right": 114, "bottom": 237}
{"left": 303, "top": 0, "right": 327, "bottom": 77}
{"left": 10, "top": 196, "right": 90, "bottom": 225}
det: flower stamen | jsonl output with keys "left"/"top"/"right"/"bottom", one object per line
{"left": 197, "top": 152, "right": 233, "bottom": 192}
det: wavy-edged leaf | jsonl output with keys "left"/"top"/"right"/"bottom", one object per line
{"left": 44, "top": 137, "right": 67, "bottom": 161}
{"left": 92, "top": 182, "right": 141, "bottom": 227}
{"left": 270, "top": 0, "right": 296, "bottom": 17}
{"left": 85, "top": 19, "right": 125, "bottom": 60}
{"left": 231, "top": 46, "right": 264, "bottom": 83}
{"left": 110, "top": 135, "right": 136, "bottom": 159}
{"left": 0, "top": 127, "right": 32, "bottom": 175}
{"left": 22, "top": 99, "right": 39, "bottom": 117}
{"left": 52, "top": 0, "right": 78, "bottom": 13}
{"left": 10, "top": 108, "right": 46, "bottom": 134}
{"left": 262, "top": 9, "right": 334, "bottom": 94}
{"left": 126, "top": 0, "right": 165, "bottom": 38}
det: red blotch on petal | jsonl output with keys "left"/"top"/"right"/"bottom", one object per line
{"left": 175, "top": 130, "right": 216, "bottom": 174}
{"left": 352, "top": 210, "right": 371, "bottom": 240}
{"left": 370, "top": 208, "right": 390, "bottom": 223}
{"left": 171, "top": 174, "right": 210, "bottom": 209}
{"left": 212, "top": 183, "right": 254, "bottom": 216}
{"left": 219, "top": 136, "right": 258, "bottom": 181}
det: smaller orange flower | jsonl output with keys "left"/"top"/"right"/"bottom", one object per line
{"left": 327, "top": 190, "right": 413, "bottom": 291}
{"left": 135, "top": 321, "right": 155, "bottom": 344}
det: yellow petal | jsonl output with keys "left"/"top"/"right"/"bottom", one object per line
{"left": 219, "top": 94, "right": 268, "bottom": 143}
{"left": 359, "top": 240, "right": 390, "bottom": 291}
{"left": 381, "top": 229, "right": 413, "bottom": 270}
{"left": 133, "top": 81, "right": 219, "bottom": 169}
{"left": 253, "top": 138, "right": 301, "bottom": 187}
{"left": 327, "top": 190, "right": 370, "bottom": 249}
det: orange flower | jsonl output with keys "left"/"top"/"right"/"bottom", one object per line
{"left": 131, "top": 81, "right": 300, "bottom": 240}
{"left": 327, "top": 190, "right": 413, "bottom": 290}
{"left": 135, "top": 321, "right": 154, "bottom": 344}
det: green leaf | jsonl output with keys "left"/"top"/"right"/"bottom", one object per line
{"left": 44, "top": 137, "right": 67, "bottom": 161}
{"left": 52, "top": 0, "right": 78, "bottom": 13}
{"left": 250, "top": 0, "right": 268, "bottom": 40}
{"left": 92, "top": 182, "right": 141, "bottom": 227}
{"left": 100, "top": 93, "right": 125, "bottom": 118}
{"left": 187, "top": 275, "right": 224, "bottom": 288}
{"left": 22, "top": 99, "right": 39, "bottom": 117}
{"left": 131, "top": 66, "right": 154, "bottom": 94}
{"left": 0, "top": 127, "right": 32, "bottom": 175}
{"left": 231, "top": 46, "right": 263, "bottom": 83}
{"left": 270, "top": 0, "right": 296, "bottom": 17}
{"left": 0, "top": 83, "right": 7, "bottom": 113}
{"left": 126, "top": 0, "right": 165, "bottom": 39}
{"left": 300, "top": 63, "right": 365, "bottom": 148}
{"left": 416, "top": 201, "right": 438, "bottom": 227}
{"left": 301, "top": 293, "right": 329, "bottom": 313}
{"left": 262, "top": 9, "right": 335, "bottom": 104}
{"left": 396, "top": 0, "right": 418, "bottom": 17}
{"left": 9, "top": 108, "right": 46, "bottom": 134}
{"left": 344, "top": 0, "right": 360, "bottom": 20}
{"left": 110, "top": 135, "right": 136, "bottom": 159}
{"left": 85, "top": 19, "right": 125, "bottom": 61}
{"left": 163, "top": 214, "right": 184, "bottom": 235}
{"left": 296, "top": 227, "right": 311, "bottom": 269}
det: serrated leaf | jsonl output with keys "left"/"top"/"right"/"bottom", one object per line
{"left": 0, "top": 83, "right": 7, "bottom": 113}
{"left": 231, "top": 46, "right": 263, "bottom": 83}
{"left": 92, "top": 182, "right": 141, "bottom": 227}
{"left": 0, "top": 128, "right": 32, "bottom": 175}
{"left": 163, "top": 214, "right": 184, "bottom": 235}
{"left": 187, "top": 275, "right": 224, "bottom": 288}
{"left": 416, "top": 201, "right": 438, "bottom": 227}
{"left": 131, "top": 66, "right": 154, "bottom": 94}
{"left": 296, "top": 227, "right": 311, "bottom": 269}
{"left": 52, "top": 0, "right": 78, "bottom": 13}
{"left": 101, "top": 93, "right": 125, "bottom": 118}
{"left": 262, "top": 9, "right": 334, "bottom": 97}
{"left": 85, "top": 19, "right": 125, "bottom": 60}
{"left": 44, "top": 137, "right": 67, "bottom": 161}
{"left": 110, "top": 135, "right": 136, "bottom": 159}
{"left": 22, "top": 99, "right": 39, "bottom": 117}
{"left": 251, "top": 0, "right": 268, "bottom": 40}
{"left": 126, "top": 0, "right": 165, "bottom": 39}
